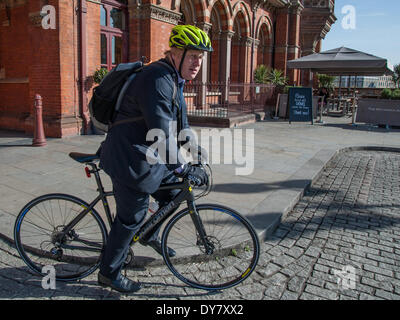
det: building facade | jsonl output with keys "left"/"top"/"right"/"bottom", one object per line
{"left": 0, "top": 0, "right": 335, "bottom": 137}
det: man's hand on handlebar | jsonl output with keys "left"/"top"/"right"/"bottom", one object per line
{"left": 174, "top": 163, "right": 209, "bottom": 187}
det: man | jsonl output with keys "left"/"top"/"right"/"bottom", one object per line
{"left": 97, "top": 25, "right": 213, "bottom": 293}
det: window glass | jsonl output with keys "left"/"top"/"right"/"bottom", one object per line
{"left": 100, "top": 5, "right": 107, "bottom": 26}
{"left": 112, "top": 36, "right": 123, "bottom": 65}
{"left": 110, "top": 8, "right": 125, "bottom": 30}
{"left": 101, "top": 34, "right": 107, "bottom": 65}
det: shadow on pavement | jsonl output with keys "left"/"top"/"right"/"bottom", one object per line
{"left": 321, "top": 122, "right": 400, "bottom": 132}
{"left": 212, "top": 179, "right": 329, "bottom": 194}
{"left": 0, "top": 266, "right": 218, "bottom": 300}
{"left": 0, "top": 144, "right": 34, "bottom": 147}
{"left": 0, "top": 130, "right": 31, "bottom": 138}
{"left": 0, "top": 130, "right": 35, "bottom": 147}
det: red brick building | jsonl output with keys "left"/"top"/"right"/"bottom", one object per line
{"left": 0, "top": 0, "right": 335, "bottom": 137}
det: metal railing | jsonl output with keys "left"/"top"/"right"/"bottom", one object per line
{"left": 183, "top": 81, "right": 276, "bottom": 118}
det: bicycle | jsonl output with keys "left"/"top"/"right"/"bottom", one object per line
{"left": 14, "top": 152, "right": 260, "bottom": 291}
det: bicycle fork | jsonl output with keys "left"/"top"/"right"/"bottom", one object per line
{"left": 187, "top": 199, "right": 214, "bottom": 255}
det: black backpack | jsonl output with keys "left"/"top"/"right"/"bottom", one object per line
{"left": 89, "top": 59, "right": 177, "bottom": 133}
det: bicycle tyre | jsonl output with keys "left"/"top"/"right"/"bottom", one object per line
{"left": 14, "top": 193, "right": 107, "bottom": 281}
{"left": 161, "top": 204, "right": 260, "bottom": 290}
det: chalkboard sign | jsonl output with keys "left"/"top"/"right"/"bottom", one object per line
{"left": 288, "top": 87, "right": 313, "bottom": 124}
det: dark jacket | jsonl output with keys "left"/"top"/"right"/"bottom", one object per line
{"left": 100, "top": 58, "right": 190, "bottom": 194}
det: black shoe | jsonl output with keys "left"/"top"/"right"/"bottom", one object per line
{"left": 98, "top": 272, "right": 141, "bottom": 293}
{"left": 140, "top": 238, "right": 176, "bottom": 257}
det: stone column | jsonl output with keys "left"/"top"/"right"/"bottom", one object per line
{"left": 242, "top": 36, "right": 253, "bottom": 83}
{"left": 196, "top": 22, "right": 212, "bottom": 109}
{"left": 219, "top": 30, "right": 234, "bottom": 103}
{"left": 273, "top": 8, "right": 289, "bottom": 76}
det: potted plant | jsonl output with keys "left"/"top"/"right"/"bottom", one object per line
{"left": 267, "top": 68, "right": 288, "bottom": 88}
{"left": 253, "top": 65, "right": 288, "bottom": 87}
{"left": 380, "top": 88, "right": 392, "bottom": 99}
{"left": 317, "top": 74, "right": 335, "bottom": 94}
{"left": 254, "top": 64, "right": 269, "bottom": 84}
{"left": 392, "top": 88, "right": 400, "bottom": 99}
{"left": 93, "top": 67, "right": 109, "bottom": 84}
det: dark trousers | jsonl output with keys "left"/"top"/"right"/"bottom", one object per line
{"left": 99, "top": 169, "right": 179, "bottom": 280}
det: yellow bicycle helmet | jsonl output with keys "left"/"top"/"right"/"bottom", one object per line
{"left": 169, "top": 25, "right": 213, "bottom": 52}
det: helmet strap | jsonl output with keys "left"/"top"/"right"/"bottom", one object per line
{"left": 178, "top": 48, "right": 188, "bottom": 78}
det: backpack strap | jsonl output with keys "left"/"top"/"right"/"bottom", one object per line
{"left": 109, "top": 116, "right": 144, "bottom": 130}
{"left": 109, "top": 66, "right": 144, "bottom": 129}
{"left": 110, "top": 60, "right": 179, "bottom": 130}
{"left": 115, "top": 71, "right": 140, "bottom": 113}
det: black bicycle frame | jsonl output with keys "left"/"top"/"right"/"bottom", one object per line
{"left": 61, "top": 163, "right": 114, "bottom": 237}
{"left": 131, "top": 179, "right": 213, "bottom": 253}
{"left": 130, "top": 179, "right": 194, "bottom": 245}
{"left": 60, "top": 162, "right": 212, "bottom": 253}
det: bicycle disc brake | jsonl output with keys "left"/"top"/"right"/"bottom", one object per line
{"left": 197, "top": 235, "right": 219, "bottom": 255}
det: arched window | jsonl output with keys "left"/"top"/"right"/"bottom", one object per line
{"left": 257, "top": 22, "right": 273, "bottom": 68}
{"left": 178, "top": 0, "right": 196, "bottom": 25}
{"left": 231, "top": 12, "right": 246, "bottom": 83}
{"left": 209, "top": 4, "right": 223, "bottom": 82}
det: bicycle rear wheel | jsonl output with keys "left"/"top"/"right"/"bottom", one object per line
{"left": 14, "top": 193, "right": 107, "bottom": 281}
{"left": 161, "top": 204, "right": 260, "bottom": 290}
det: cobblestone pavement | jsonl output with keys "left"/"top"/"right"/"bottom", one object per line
{"left": 1, "top": 150, "right": 400, "bottom": 300}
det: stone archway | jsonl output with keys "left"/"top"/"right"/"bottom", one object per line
{"left": 208, "top": 0, "right": 230, "bottom": 83}
{"left": 178, "top": 0, "right": 196, "bottom": 25}
{"left": 230, "top": 10, "right": 249, "bottom": 83}
{"left": 256, "top": 17, "right": 273, "bottom": 69}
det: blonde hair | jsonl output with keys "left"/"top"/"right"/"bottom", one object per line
{"left": 164, "top": 47, "right": 183, "bottom": 57}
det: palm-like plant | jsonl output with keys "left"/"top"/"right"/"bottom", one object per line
{"left": 254, "top": 64, "right": 270, "bottom": 84}
{"left": 254, "top": 65, "right": 287, "bottom": 86}
{"left": 317, "top": 74, "right": 336, "bottom": 93}
{"left": 267, "top": 68, "right": 288, "bottom": 86}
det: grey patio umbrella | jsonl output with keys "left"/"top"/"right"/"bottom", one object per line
{"left": 287, "top": 46, "right": 393, "bottom": 124}
{"left": 287, "top": 46, "right": 393, "bottom": 76}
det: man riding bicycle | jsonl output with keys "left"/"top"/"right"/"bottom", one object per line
{"left": 97, "top": 25, "right": 213, "bottom": 293}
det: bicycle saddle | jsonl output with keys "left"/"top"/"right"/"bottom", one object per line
{"left": 69, "top": 152, "right": 99, "bottom": 164}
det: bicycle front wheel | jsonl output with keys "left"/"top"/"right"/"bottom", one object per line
{"left": 161, "top": 204, "right": 260, "bottom": 290}
{"left": 14, "top": 193, "right": 107, "bottom": 281}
